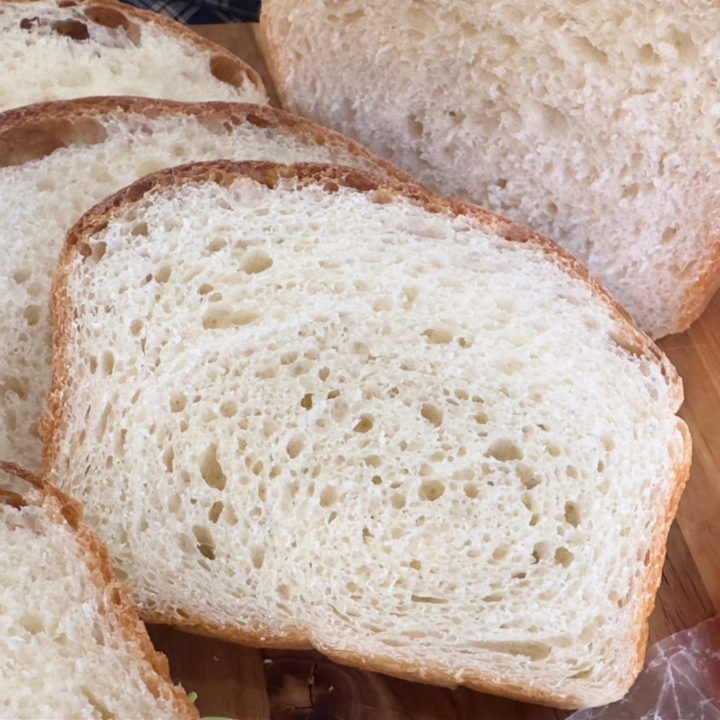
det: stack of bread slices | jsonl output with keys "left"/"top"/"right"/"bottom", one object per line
{"left": 0, "top": 0, "right": 692, "bottom": 713}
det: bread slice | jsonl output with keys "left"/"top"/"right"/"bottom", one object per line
{"left": 255, "top": 0, "right": 720, "bottom": 338}
{"left": 0, "top": 461, "right": 199, "bottom": 719}
{"left": 0, "top": 96, "right": 413, "bottom": 489}
{"left": 44, "top": 160, "right": 690, "bottom": 709}
{"left": 0, "top": 0, "right": 267, "bottom": 111}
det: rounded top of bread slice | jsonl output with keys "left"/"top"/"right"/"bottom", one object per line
{"left": 0, "top": 461, "right": 198, "bottom": 719}
{"left": 46, "top": 160, "right": 689, "bottom": 709}
{"left": 0, "top": 0, "right": 267, "bottom": 111}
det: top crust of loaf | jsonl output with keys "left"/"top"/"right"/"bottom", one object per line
{"left": 0, "top": 96, "right": 415, "bottom": 187}
{"left": 0, "top": 0, "right": 267, "bottom": 109}
{"left": 44, "top": 160, "right": 690, "bottom": 708}
{"left": 0, "top": 461, "right": 199, "bottom": 719}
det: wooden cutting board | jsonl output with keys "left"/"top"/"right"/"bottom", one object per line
{"left": 147, "top": 23, "right": 720, "bottom": 719}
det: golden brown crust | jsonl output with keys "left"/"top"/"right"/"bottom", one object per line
{"left": 2, "top": 0, "right": 266, "bottom": 100}
{"left": 0, "top": 462, "right": 199, "bottom": 719}
{"left": 673, "top": 231, "right": 720, "bottom": 336}
{"left": 45, "top": 158, "right": 690, "bottom": 710}
{"left": 0, "top": 95, "right": 416, "bottom": 187}
{"left": 253, "top": 10, "right": 294, "bottom": 109}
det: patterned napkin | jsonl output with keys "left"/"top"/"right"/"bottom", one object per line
{"left": 119, "top": 0, "right": 259, "bottom": 24}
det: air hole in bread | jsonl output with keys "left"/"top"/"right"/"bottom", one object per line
{"left": 19, "top": 16, "right": 40, "bottom": 30}
{"left": 207, "top": 237, "right": 226, "bottom": 253}
{"left": 422, "top": 327, "right": 453, "bottom": 344}
{"left": 22, "top": 305, "right": 40, "bottom": 327}
{"left": 564, "top": 501, "right": 581, "bottom": 527}
{"left": 300, "top": 393, "right": 313, "bottom": 410}
{"left": 155, "top": 265, "right": 171, "bottom": 283}
{"left": 419, "top": 479, "right": 445, "bottom": 501}
{"left": 555, "top": 547, "right": 574, "bottom": 567}
{"left": 241, "top": 249, "right": 273, "bottom": 274}
{"left": 364, "top": 455, "right": 381, "bottom": 468}
{"left": 51, "top": 18, "right": 89, "bottom": 39}
{"left": 408, "top": 115, "right": 424, "bottom": 140}
{"left": 661, "top": 226, "right": 678, "bottom": 244}
{"left": 244, "top": 112, "right": 272, "bottom": 129}
{"left": 203, "top": 306, "right": 258, "bottom": 330}
{"left": 219, "top": 400, "right": 237, "bottom": 418}
{"left": 18, "top": 612, "right": 44, "bottom": 635}
{"left": 84, "top": 4, "right": 139, "bottom": 46}
{"left": 420, "top": 403, "right": 443, "bottom": 427}
{"left": 317, "top": 366, "right": 330, "bottom": 381}
{"left": 250, "top": 546, "right": 264, "bottom": 569}
{"left": 637, "top": 42, "right": 661, "bottom": 65}
{"left": 403, "top": 286, "right": 419, "bottom": 306}
{"left": 162, "top": 447, "right": 174, "bottom": 473}
{"left": 491, "top": 544, "right": 508, "bottom": 561}
{"left": 169, "top": 394, "right": 186, "bottom": 413}
{"left": 545, "top": 443, "right": 561, "bottom": 458}
{"left": 199, "top": 444, "right": 226, "bottom": 490}
{"left": 391, "top": 492, "right": 405, "bottom": 509}
{"left": 209, "top": 54, "right": 248, "bottom": 90}
{"left": 372, "top": 296, "right": 393, "bottom": 312}
{"left": 320, "top": 485, "right": 337, "bottom": 507}
{"left": 353, "top": 414, "right": 374, "bottom": 433}
{"left": 192, "top": 525, "right": 215, "bottom": 560}
{"left": 88, "top": 241, "right": 106, "bottom": 262}
{"left": 286, "top": 435, "right": 303, "bottom": 459}
{"left": 371, "top": 475, "right": 383, "bottom": 486}
{"left": 486, "top": 438, "right": 523, "bottom": 462}
{"left": 101, "top": 351, "right": 114, "bottom": 375}
{"left": 410, "top": 594, "right": 447, "bottom": 605}
{"left": 532, "top": 541, "right": 550, "bottom": 563}
{"left": 622, "top": 183, "right": 639, "bottom": 199}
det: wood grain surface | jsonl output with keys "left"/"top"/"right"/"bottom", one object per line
{"left": 145, "top": 23, "right": 719, "bottom": 720}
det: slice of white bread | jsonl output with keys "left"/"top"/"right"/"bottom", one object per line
{"left": 255, "top": 0, "right": 720, "bottom": 338}
{"left": 0, "top": 461, "right": 199, "bottom": 720}
{"left": 43, "top": 160, "right": 691, "bottom": 709}
{"left": 0, "top": 96, "right": 413, "bottom": 489}
{"left": 0, "top": 0, "right": 267, "bottom": 111}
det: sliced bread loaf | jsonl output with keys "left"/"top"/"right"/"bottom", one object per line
{"left": 256, "top": 0, "right": 720, "bottom": 338}
{"left": 0, "top": 0, "right": 266, "bottom": 111}
{"left": 44, "top": 160, "right": 690, "bottom": 708}
{"left": 0, "top": 96, "right": 412, "bottom": 487}
{"left": 0, "top": 461, "right": 198, "bottom": 719}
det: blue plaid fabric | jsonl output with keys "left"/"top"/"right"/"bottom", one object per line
{"left": 119, "top": 0, "right": 259, "bottom": 24}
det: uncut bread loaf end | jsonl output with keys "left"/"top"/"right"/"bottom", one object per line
{"left": 0, "top": 96, "right": 413, "bottom": 489}
{"left": 256, "top": 0, "right": 720, "bottom": 338}
{"left": 0, "top": 462, "right": 199, "bottom": 720}
{"left": 44, "top": 161, "right": 690, "bottom": 709}
{"left": 0, "top": 0, "right": 267, "bottom": 111}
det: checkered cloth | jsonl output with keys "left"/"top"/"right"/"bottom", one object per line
{"left": 119, "top": 0, "right": 259, "bottom": 24}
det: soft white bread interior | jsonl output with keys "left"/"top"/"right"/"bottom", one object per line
{"left": 45, "top": 161, "right": 690, "bottom": 709}
{"left": 0, "top": 462, "right": 198, "bottom": 720}
{"left": 256, "top": 0, "right": 720, "bottom": 337}
{"left": 0, "top": 0, "right": 267, "bottom": 111}
{"left": 0, "top": 96, "right": 412, "bottom": 487}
